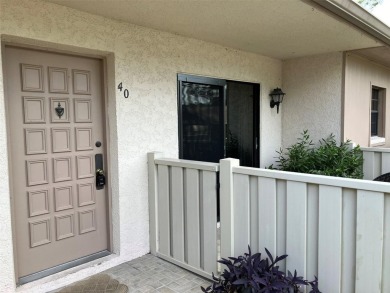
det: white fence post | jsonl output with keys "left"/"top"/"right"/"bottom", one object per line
{"left": 345, "top": 141, "right": 356, "bottom": 151}
{"left": 220, "top": 158, "right": 239, "bottom": 260}
{"left": 363, "top": 151, "right": 376, "bottom": 180}
{"left": 148, "top": 152, "right": 163, "bottom": 255}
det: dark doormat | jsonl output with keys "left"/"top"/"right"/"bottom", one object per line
{"left": 56, "top": 274, "right": 128, "bottom": 293}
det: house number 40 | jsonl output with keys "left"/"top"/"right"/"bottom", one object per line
{"left": 117, "top": 82, "right": 129, "bottom": 98}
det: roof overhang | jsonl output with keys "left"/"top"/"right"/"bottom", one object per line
{"left": 312, "top": 0, "right": 390, "bottom": 47}
{"left": 43, "top": 0, "right": 387, "bottom": 60}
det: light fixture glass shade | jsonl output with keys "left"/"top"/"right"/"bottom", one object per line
{"left": 270, "top": 88, "right": 285, "bottom": 102}
{"left": 269, "top": 87, "right": 285, "bottom": 113}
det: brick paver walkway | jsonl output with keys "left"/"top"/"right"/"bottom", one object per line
{"left": 55, "top": 254, "right": 212, "bottom": 293}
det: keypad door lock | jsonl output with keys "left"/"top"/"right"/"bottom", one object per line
{"left": 96, "top": 168, "right": 106, "bottom": 189}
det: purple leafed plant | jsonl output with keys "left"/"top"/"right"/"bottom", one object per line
{"left": 201, "top": 246, "right": 321, "bottom": 293}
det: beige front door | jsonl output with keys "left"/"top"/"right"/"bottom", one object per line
{"left": 4, "top": 46, "right": 110, "bottom": 282}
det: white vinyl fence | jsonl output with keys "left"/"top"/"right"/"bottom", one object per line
{"left": 362, "top": 147, "right": 390, "bottom": 180}
{"left": 221, "top": 158, "right": 390, "bottom": 293}
{"left": 148, "top": 152, "right": 219, "bottom": 279}
{"left": 149, "top": 153, "right": 390, "bottom": 293}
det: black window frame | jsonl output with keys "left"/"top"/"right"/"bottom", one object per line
{"left": 371, "top": 88, "right": 379, "bottom": 136}
{"left": 371, "top": 86, "right": 386, "bottom": 138}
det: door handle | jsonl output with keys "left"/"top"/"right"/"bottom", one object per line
{"left": 96, "top": 168, "right": 106, "bottom": 189}
{"left": 95, "top": 154, "right": 106, "bottom": 190}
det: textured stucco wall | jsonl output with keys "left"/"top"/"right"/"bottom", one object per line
{"left": 0, "top": 0, "right": 282, "bottom": 291}
{"left": 282, "top": 52, "right": 343, "bottom": 149}
{"left": 344, "top": 53, "right": 390, "bottom": 147}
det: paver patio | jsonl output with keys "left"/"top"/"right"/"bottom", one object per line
{"left": 54, "top": 254, "right": 212, "bottom": 293}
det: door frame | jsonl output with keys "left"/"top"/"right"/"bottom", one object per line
{"left": 1, "top": 39, "right": 116, "bottom": 284}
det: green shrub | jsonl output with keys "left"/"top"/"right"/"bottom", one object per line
{"left": 269, "top": 130, "right": 363, "bottom": 179}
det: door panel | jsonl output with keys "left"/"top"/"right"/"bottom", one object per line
{"left": 226, "top": 81, "right": 260, "bottom": 167}
{"left": 180, "top": 81, "right": 225, "bottom": 163}
{"left": 5, "top": 46, "right": 109, "bottom": 280}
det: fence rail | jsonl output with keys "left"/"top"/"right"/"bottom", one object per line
{"left": 362, "top": 147, "right": 390, "bottom": 180}
{"left": 149, "top": 152, "right": 390, "bottom": 293}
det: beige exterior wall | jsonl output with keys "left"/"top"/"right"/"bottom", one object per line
{"left": 282, "top": 52, "right": 344, "bottom": 148}
{"left": 344, "top": 53, "right": 390, "bottom": 147}
{"left": 0, "top": 0, "right": 282, "bottom": 291}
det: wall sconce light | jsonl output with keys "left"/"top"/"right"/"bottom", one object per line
{"left": 270, "top": 88, "right": 285, "bottom": 114}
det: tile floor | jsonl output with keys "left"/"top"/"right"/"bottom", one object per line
{"left": 56, "top": 254, "right": 212, "bottom": 293}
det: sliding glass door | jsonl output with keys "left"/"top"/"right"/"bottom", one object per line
{"left": 178, "top": 74, "right": 259, "bottom": 167}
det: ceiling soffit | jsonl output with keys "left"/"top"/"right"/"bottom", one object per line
{"left": 350, "top": 46, "right": 390, "bottom": 69}
{"left": 43, "top": 0, "right": 382, "bottom": 59}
